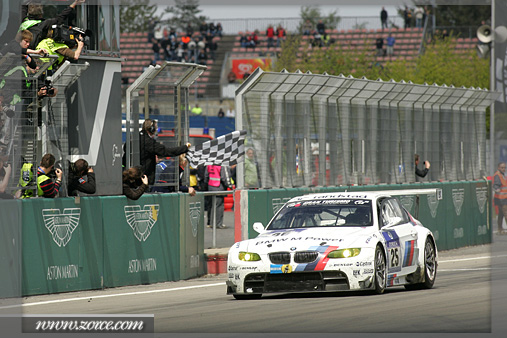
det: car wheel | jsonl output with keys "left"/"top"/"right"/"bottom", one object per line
{"left": 405, "top": 237, "right": 437, "bottom": 290}
{"left": 373, "top": 245, "right": 387, "bottom": 294}
{"left": 233, "top": 294, "right": 262, "bottom": 300}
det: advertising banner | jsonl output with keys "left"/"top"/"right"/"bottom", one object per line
{"left": 231, "top": 58, "right": 273, "bottom": 79}
{"left": 179, "top": 194, "right": 205, "bottom": 279}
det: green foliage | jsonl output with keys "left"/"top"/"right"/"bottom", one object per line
{"left": 162, "top": 0, "right": 207, "bottom": 32}
{"left": 433, "top": 5, "right": 490, "bottom": 27}
{"left": 274, "top": 35, "right": 489, "bottom": 89}
{"left": 297, "top": 6, "right": 341, "bottom": 34}
{"left": 119, "top": 0, "right": 159, "bottom": 33}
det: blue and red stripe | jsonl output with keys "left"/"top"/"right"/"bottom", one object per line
{"left": 403, "top": 240, "right": 415, "bottom": 267}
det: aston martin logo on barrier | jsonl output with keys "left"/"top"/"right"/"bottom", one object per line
{"left": 43, "top": 208, "right": 81, "bottom": 247}
{"left": 124, "top": 205, "right": 160, "bottom": 242}
{"left": 427, "top": 193, "right": 439, "bottom": 218}
{"left": 476, "top": 186, "right": 487, "bottom": 214}
{"left": 189, "top": 202, "right": 201, "bottom": 237}
{"left": 399, "top": 196, "right": 415, "bottom": 213}
{"left": 272, "top": 198, "right": 291, "bottom": 214}
{"left": 452, "top": 188, "right": 465, "bottom": 216}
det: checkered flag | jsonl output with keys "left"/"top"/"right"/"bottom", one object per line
{"left": 187, "top": 130, "right": 247, "bottom": 167}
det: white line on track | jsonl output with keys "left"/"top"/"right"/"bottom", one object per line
{"left": 2, "top": 254, "right": 506, "bottom": 311}
{"left": 0, "top": 282, "right": 224, "bottom": 310}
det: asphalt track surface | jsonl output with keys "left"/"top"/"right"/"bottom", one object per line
{"left": 1, "top": 218, "right": 507, "bottom": 338}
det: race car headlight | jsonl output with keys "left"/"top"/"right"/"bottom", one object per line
{"left": 238, "top": 252, "right": 261, "bottom": 261}
{"left": 327, "top": 248, "right": 361, "bottom": 259}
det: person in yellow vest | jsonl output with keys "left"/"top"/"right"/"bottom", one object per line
{"left": 191, "top": 104, "right": 203, "bottom": 115}
{"left": 37, "top": 27, "right": 84, "bottom": 71}
{"left": 493, "top": 162, "right": 507, "bottom": 234}
{"left": 37, "top": 153, "right": 62, "bottom": 198}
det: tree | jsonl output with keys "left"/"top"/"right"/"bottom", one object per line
{"left": 298, "top": 6, "right": 341, "bottom": 34}
{"left": 162, "top": 0, "right": 207, "bottom": 33}
{"left": 119, "top": 0, "right": 159, "bottom": 33}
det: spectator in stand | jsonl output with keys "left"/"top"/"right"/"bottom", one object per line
{"left": 37, "top": 153, "right": 62, "bottom": 198}
{"left": 215, "top": 22, "right": 223, "bottom": 37}
{"left": 414, "top": 6, "right": 424, "bottom": 28}
{"left": 380, "top": 7, "right": 388, "bottom": 30}
{"left": 414, "top": 154, "right": 430, "bottom": 179}
{"left": 160, "top": 33, "right": 171, "bottom": 61}
{"left": 151, "top": 38, "right": 160, "bottom": 62}
{"left": 168, "top": 35, "right": 177, "bottom": 60}
{"left": 386, "top": 33, "right": 395, "bottom": 56}
{"left": 217, "top": 108, "right": 225, "bottom": 118}
{"left": 266, "top": 25, "right": 275, "bottom": 49}
{"left": 311, "top": 31, "right": 323, "bottom": 48}
{"left": 375, "top": 35, "right": 384, "bottom": 56}
{"left": 226, "top": 106, "right": 235, "bottom": 117}
{"left": 227, "top": 70, "right": 237, "bottom": 83}
{"left": 239, "top": 33, "right": 248, "bottom": 48}
{"left": 67, "top": 158, "right": 96, "bottom": 196}
{"left": 199, "top": 20, "right": 208, "bottom": 36}
{"left": 207, "top": 37, "right": 217, "bottom": 61}
{"left": 404, "top": 6, "right": 412, "bottom": 30}
{"left": 168, "top": 27, "right": 177, "bottom": 40}
{"left": 176, "top": 42, "right": 184, "bottom": 62}
{"left": 147, "top": 19, "right": 156, "bottom": 43}
{"left": 122, "top": 166, "right": 149, "bottom": 200}
{"left": 185, "top": 23, "right": 194, "bottom": 37}
{"left": 276, "top": 25, "right": 286, "bottom": 47}
{"left": 247, "top": 31, "right": 259, "bottom": 49}
{"left": 316, "top": 20, "right": 326, "bottom": 35}
{"left": 302, "top": 20, "right": 313, "bottom": 35}
{"left": 196, "top": 48, "right": 207, "bottom": 65}
{"left": 208, "top": 22, "right": 217, "bottom": 36}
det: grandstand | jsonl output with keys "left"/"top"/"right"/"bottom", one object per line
{"left": 120, "top": 26, "right": 479, "bottom": 99}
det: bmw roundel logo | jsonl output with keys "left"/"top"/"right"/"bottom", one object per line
{"left": 290, "top": 247, "right": 296, "bottom": 251}
{"left": 388, "top": 232, "right": 394, "bottom": 239}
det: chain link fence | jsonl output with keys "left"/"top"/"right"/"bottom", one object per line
{"left": 235, "top": 68, "right": 498, "bottom": 189}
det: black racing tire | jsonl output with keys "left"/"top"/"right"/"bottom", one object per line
{"left": 405, "top": 237, "right": 437, "bottom": 290}
{"left": 373, "top": 245, "right": 387, "bottom": 294}
{"left": 233, "top": 294, "right": 262, "bottom": 300}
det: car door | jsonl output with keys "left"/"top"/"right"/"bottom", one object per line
{"left": 379, "top": 198, "right": 419, "bottom": 282}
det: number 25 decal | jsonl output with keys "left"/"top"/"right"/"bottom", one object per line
{"left": 390, "top": 247, "right": 400, "bottom": 267}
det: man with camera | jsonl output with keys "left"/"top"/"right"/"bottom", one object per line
{"left": 414, "top": 153, "right": 430, "bottom": 179}
{"left": 67, "top": 158, "right": 96, "bottom": 196}
{"left": 36, "top": 153, "right": 62, "bottom": 198}
{"left": 37, "top": 26, "right": 85, "bottom": 71}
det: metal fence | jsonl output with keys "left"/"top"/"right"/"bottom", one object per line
{"left": 125, "top": 62, "right": 206, "bottom": 190}
{"left": 235, "top": 68, "right": 498, "bottom": 189}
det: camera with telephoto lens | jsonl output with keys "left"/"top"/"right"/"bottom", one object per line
{"left": 52, "top": 24, "right": 90, "bottom": 47}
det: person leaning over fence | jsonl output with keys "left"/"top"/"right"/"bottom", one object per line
{"left": 37, "top": 153, "right": 62, "bottom": 198}
{"left": 414, "top": 154, "right": 430, "bottom": 179}
{"left": 122, "top": 166, "right": 149, "bottom": 200}
{"left": 67, "top": 158, "right": 96, "bottom": 196}
{"left": 493, "top": 162, "right": 507, "bottom": 234}
{"left": 139, "top": 118, "right": 190, "bottom": 187}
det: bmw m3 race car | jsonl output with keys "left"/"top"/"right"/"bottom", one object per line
{"left": 227, "top": 190, "right": 438, "bottom": 299}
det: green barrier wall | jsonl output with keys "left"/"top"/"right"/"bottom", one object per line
{"left": 19, "top": 193, "right": 205, "bottom": 296}
{"left": 22, "top": 198, "right": 103, "bottom": 296}
{"left": 179, "top": 194, "right": 206, "bottom": 279}
{"left": 245, "top": 181, "right": 492, "bottom": 251}
{"left": 0, "top": 200, "right": 22, "bottom": 299}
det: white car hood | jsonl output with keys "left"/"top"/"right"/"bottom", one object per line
{"left": 243, "top": 227, "right": 376, "bottom": 252}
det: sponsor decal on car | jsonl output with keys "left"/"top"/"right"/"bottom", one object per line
{"left": 270, "top": 264, "right": 293, "bottom": 274}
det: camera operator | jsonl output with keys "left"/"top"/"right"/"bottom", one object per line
{"left": 67, "top": 158, "right": 96, "bottom": 196}
{"left": 37, "top": 27, "right": 84, "bottom": 72}
{"left": 20, "top": 0, "right": 86, "bottom": 50}
{"left": 37, "top": 153, "right": 62, "bottom": 198}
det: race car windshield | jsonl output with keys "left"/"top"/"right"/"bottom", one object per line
{"left": 267, "top": 199, "right": 372, "bottom": 230}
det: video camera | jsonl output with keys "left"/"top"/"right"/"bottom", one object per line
{"left": 52, "top": 24, "right": 91, "bottom": 47}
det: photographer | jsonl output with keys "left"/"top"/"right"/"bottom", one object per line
{"left": 0, "top": 154, "right": 13, "bottom": 199}
{"left": 37, "top": 153, "right": 62, "bottom": 198}
{"left": 414, "top": 153, "right": 430, "bottom": 179}
{"left": 20, "top": 0, "right": 86, "bottom": 50}
{"left": 67, "top": 158, "right": 96, "bottom": 196}
{"left": 122, "top": 166, "right": 149, "bottom": 200}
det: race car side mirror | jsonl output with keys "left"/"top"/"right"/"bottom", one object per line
{"left": 253, "top": 222, "right": 265, "bottom": 234}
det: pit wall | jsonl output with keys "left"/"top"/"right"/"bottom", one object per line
{"left": 237, "top": 181, "right": 492, "bottom": 251}
{"left": 0, "top": 194, "right": 205, "bottom": 297}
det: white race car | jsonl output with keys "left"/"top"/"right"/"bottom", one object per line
{"left": 227, "top": 190, "right": 438, "bottom": 299}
